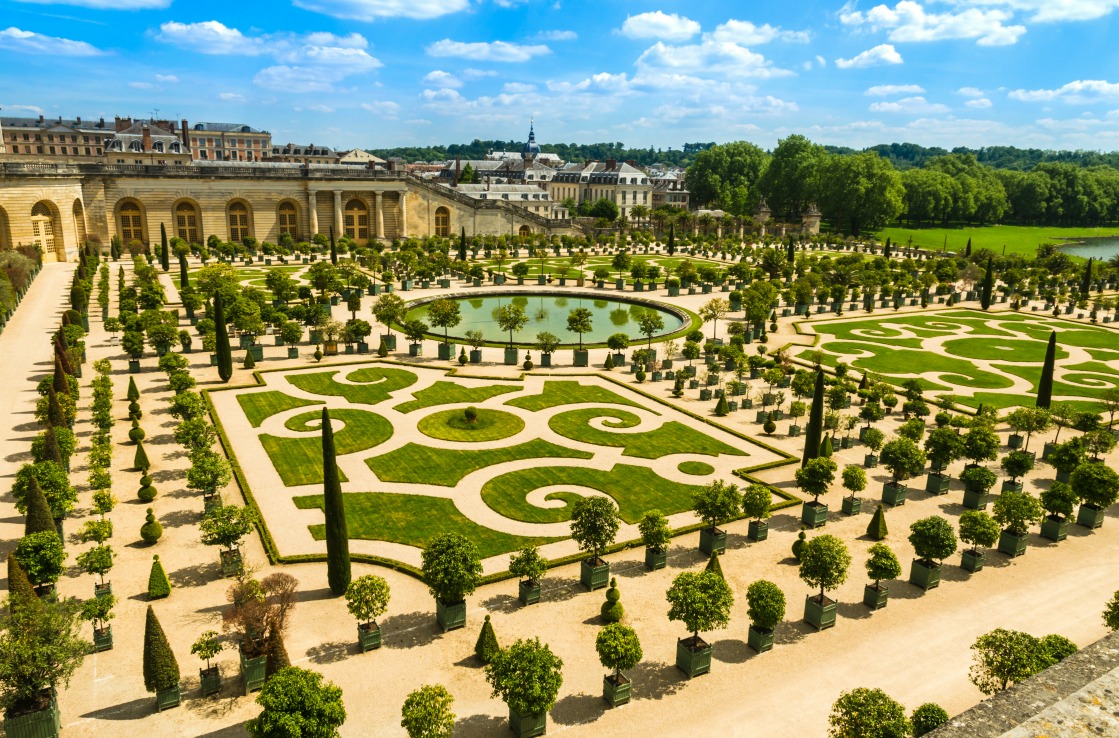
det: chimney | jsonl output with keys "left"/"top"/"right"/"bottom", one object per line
{"left": 98, "top": 117, "right": 105, "bottom": 129}
{"left": 76, "top": 117, "right": 81, "bottom": 125}
{"left": 454, "top": 157, "right": 460, "bottom": 187}
{"left": 142, "top": 125, "right": 152, "bottom": 152}
{"left": 606, "top": 159, "right": 616, "bottom": 171}
{"left": 180, "top": 119, "right": 189, "bottom": 149}
{"left": 625, "top": 160, "right": 636, "bottom": 168}
{"left": 38, "top": 115, "right": 44, "bottom": 124}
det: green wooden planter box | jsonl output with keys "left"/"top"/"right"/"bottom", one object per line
{"left": 518, "top": 580, "right": 541, "bottom": 606}
{"left": 155, "top": 684, "right": 181, "bottom": 711}
{"left": 1041, "top": 515, "right": 1070, "bottom": 541}
{"left": 864, "top": 453, "right": 878, "bottom": 468}
{"left": 998, "top": 529, "right": 1029, "bottom": 557}
{"left": 909, "top": 559, "right": 941, "bottom": 590}
{"left": 699, "top": 526, "right": 727, "bottom": 554}
{"left": 804, "top": 595, "right": 837, "bottom": 630}
{"left": 358, "top": 622, "right": 382, "bottom": 652}
{"left": 504, "top": 347, "right": 519, "bottom": 365}
{"left": 801, "top": 502, "right": 828, "bottom": 528}
{"left": 204, "top": 495, "right": 223, "bottom": 516}
{"left": 408, "top": 343, "right": 423, "bottom": 357}
{"left": 675, "top": 637, "right": 712, "bottom": 678}
{"left": 1077, "top": 504, "right": 1106, "bottom": 529}
{"left": 581, "top": 558, "right": 610, "bottom": 591}
{"left": 925, "top": 474, "right": 950, "bottom": 495}
{"left": 287, "top": 347, "right": 299, "bottom": 359}
{"left": 436, "top": 598, "right": 467, "bottom": 632}
{"left": 1001, "top": 480, "right": 1023, "bottom": 493}
{"left": 789, "top": 425, "right": 801, "bottom": 437}
{"left": 644, "top": 548, "right": 667, "bottom": 571}
{"left": 1008, "top": 433, "right": 1023, "bottom": 449}
{"left": 863, "top": 583, "right": 889, "bottom": 610}
{"left": 93, "top": 625, "right": 113, "bottom": 652}
{"left": 128, "top": 359, "right": 140, "bottom": 373}
{"left": 602, "top": 674, "right": 631, "bottom": 707}
{"left": 573, "top": 349, "right": 589, "bottom": 367}
{"left": 200, "top": 666, "right": 221, "bottom": 696}
{"left": 961, "top": 549, "right": 985, "bottom": 572}
{"left": 748, "top": 519, "right": 768, "bottom": 541}
{"left": 220, "top": 548, "right": 244, "bottom": 577}
{"left": 248, "top": 345, "right": 264, "bottom": 361}
{"left": 747, "top": 625, "right": 774, "bottom": 653}
{"left": 4, "top": 692, "right": 60, "bottom": 738}
{"left": 508, "top": 706, "right": 547, "bottom": 738}
{"left": 963, "top": 488, "right": 990, "bottom": 510}
{"left": 95, "top": 581, "right": 112, "bottom": 598}
{"left": 240, "top": 649, "right": 266, "bottom": 693}
{"left": 881, "top": 482, "right": 907, "bottom": 507}
{"left": 841, "top": 496, "right": 861, "bottom": 515}
{"left": 437, "top": 342, "right": 456, "bottom": 360}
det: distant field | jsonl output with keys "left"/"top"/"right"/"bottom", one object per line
{"left": 873, "top": 225, "right": 1119, "bottom": 258}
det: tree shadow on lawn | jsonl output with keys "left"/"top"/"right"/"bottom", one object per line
{"left": 305, "top": 640, "right": 354, "bottom": 665}
{"left": 711, "top": 637, "right": 752, "bottom": 664}
{"left": 551, "top": 692, "right": 607, "bottom": 726}
{"left": 628, "top": 660, "right": 685, "bottom": 701}
{"left": 481, "top": 592, "right": 520, "bottom": 614}
{"left": 169, "top": 561, "right": 222, "bottom": 589}
{"left": 379, "top": 610, "right": 442, "bottom": 649}
{"left": 454, "top": 713, "right": 508, "bottom": 738}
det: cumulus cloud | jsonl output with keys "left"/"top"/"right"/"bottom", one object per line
{"left": 218, "top": 92, "right": 244, "bottom": 101}
{"left": 936, "top": 0, "right": 1119, "bottom": 23}
{"left": 10, "top": 0, "right": 169, "bottom": 7}
{"left": 835, "top": 43, "right": 903, "bottom": 68}
{"left": 534, "top": 30, "right": 577, "bottom": 41}
{"left": 865, "top": 83, "right": 925, "bottom": 95}
{"left": 426, "top": 39, "right": 551, "bottom": 62}
{"left": 840, "top": 1, "right": 1025, "bottom": 46}
{"left": 966, "top": 97, "right": 993, "bottom": 108}
{"left": 291, "top": 0, "right": 470, "bottom": 21}
{"left": 360, "top": 100, "right": 400, "bottom": 118}
{"left": 707, "top": 19, "right": 810, "bottom": 45}
{"left": 636, "top": 39, "right": 794, "bottom": 81}
{"left": 128, "top": 82, "right": 158, "bottom": 90}
{"left": 155, "top": 20, "right": 264, "bottom": 55}
{"left": 420, "top": 88, "right": 463, "bottom": 103}
{"left": 1009, "top": 79, "right": 1119, "bottom": 103}
{"left": 619, "top": 11, "right": 701, "bottom": 41}
{"left": 0, "top": 103, "right": 46, "bottom": 115}
{"left": 869, "top": 95, "right": 950, "bottom": 113}
{"left": 503, "top": 82, "right": 536, "bottom": 93}
{"left": 957, "top": 86, "right": 986, "bottom": 97}
{"left": 154, "top": 74, "right": 179, "bottom": 82}
{"left": 423, "top": 70, "right": 461, "bottom": 88}
{"left": 0, "top": 26, "right": 103, "bottom": 56}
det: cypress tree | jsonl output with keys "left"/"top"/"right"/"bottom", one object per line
{"left": 474, "top": 614, "right": 500, "bottom": 663}
{"left": 148, "top": 555, "right": 171, "bottom": 599}
{"left": 24, "top": 478, "right": 57, "bottom": 538}
{"left": 53, "top": 357, "right": 69, "bottom": 396}
{"left": 143, "top": 605, "right": 180, "bottom": 694}
{"left": 126, "top": 376, "right": 140, "bottom": 403}
{"left": 7, "top": 553, "right": 39, "bottom": 608}
{"left": 329, "top": 225, "right": 338, "bottom": 265}
{"left": 458, "top": 227, "right": 468, "bottom": 262}
{"left": 802, "top": 370, "right": 825, "bottom": 467}
{"left": 965, "top": 237, "right": 972, "bottom": 257}
{"left": 47, "top": 385, "right": 66, "bottom": 428}
{"left": 1081, "top": 257, "right": 1093, "bottom": 295}
{"left": 666, "top": 223, "right": 675, "bottom": 255}
{"left": 980, "top": 257, "right": 994, "bottom": 310}
{"left": 883, "top": 237, "right": 891, "bottom": 259}
{"left": 214, "top": 292, "right": 233, "bottom": 382}
{"left": 265, "top": 628, "right": 291, "bottom": 677}
{"left": 54, "top": 341, "right": 73, "bottom": 377}
{"left": 179, "top": 252, "right": 188, "bottom": 291}
{"left": 322, "top": 409, "right": 350, "bottom": 595}
{"left": 1037, "top": 331, "right": 1057, "bottom": 409}
{"left": 160, "top": 222, "right": 170, "bottom": 272}
{"left": 787, "top": 238, "right": 795, "bottom": 265}
{"left": 42, "top": 424, "right": 65, "bottom": 467}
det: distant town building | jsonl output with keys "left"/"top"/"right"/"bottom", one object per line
{"left": 547, "top": 160, "right": 652, "bottom": 221}
{"left": 266, "top": 143, "right": 341, "bottom": 165}
{"left": 450, "top": 183, "right": 556, "bottom": 218}
{"left": 337, "top": 149, "right": 387, "bottom": 167}
{"left": 0, "top": 114, "right": 116, "bottom": 161}
{"left": 652, "top": 172, "right": 689, "bottom": 210}
{"left": 187, "top": 121, "right": 271, "bottom": 162}
{"left": 104, "top": 119, "right": 192, "bottom": 166}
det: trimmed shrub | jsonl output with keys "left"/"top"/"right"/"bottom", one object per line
{"left": 143, "top": 605, "right": 180, "bottom": 693}
{"left": 140, "top": 508, "right": 163, "bottom": 544}
{"left": 148, "top": 555, "right": 171, "bottom": 599}
{"left": 474, "top": 614, "right": 500, "bottom": 664}
{"left": 867, "top": 504, "right": 889, "bottom": 541}
{"left": 600, "top": 577, "right": 623, "bottom": 622}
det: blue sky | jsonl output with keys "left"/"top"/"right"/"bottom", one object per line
{"left": 2, "top": 0, "right": 1119, "bottom": 153}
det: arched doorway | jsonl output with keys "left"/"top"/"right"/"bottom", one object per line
{"left": 72, "top": 200, "right": 87, "bottom": 247}
{"left": 434, "top": 207, "right": 450, "bottom": 237}
{"left": 0, "top": 206, "right": 10, "bottom": 251}
{"left": 118, "top": 201, "right": 145, "bottom": 244}
{"left": 174, "top": 201, "right": 200, "bottom": 244}
{"left": 343, "top": 198, "right": 368, "bottom": 244}
{"left": 31, "top": 201, "right": 64, "bottom": 262}
{"left": 228, "top": 201, "right": 252, "bottom": 242}
{"left": 277, "top": 201, "right": 299, "bottom": 239}
{"left": 519, "top": 225, "right": 532, "bottom": 237}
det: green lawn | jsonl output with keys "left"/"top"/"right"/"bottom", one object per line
{"left": 294, "top": 492, "right": 561, "bottom": 558}
{"left": 678, "top": 461, "right": 715, "bottom": 475}
{"left": 367, "top": 439, "right": 592, "bottom": 487}
{"left": 417, "top": 408, "right": 525, "bottom": 442}
{"left": 548, "top": 408, "right": 746, "bottom": 459}
{"left": 261, "top": 409, "right": 394, "bottom": 486}
{"left": 237, "top": 391, "right": 323, "bottom": 428}
{"left": 393, "top": 380, "right": 519, "bottom": 413}
{"left": 874, "top": 224, "right": 1116, "bottom": 258}
{"left": 481, "top": 464, "right": 708, "bottom": 524}
{"left": 286, "top": 366, "right": 417, "bottom": 406}
{"left": 505, "top": 380, "right": 646, "bottom": 412}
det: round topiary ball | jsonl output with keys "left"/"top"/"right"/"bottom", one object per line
{"left": 128, "top": 421, "right": 146, "bottom": 443}
{"left": 635, "top": 370, "right": 646, "bottom": 383}
{"left": 792, "top": 529, "right": 807, "bottom": 561}
{"left": 137, "top": 480, "right": 157, "bottom": 502}
{"left": 601, "top": 577, "right": 623, "bottom": 623}
{"left": 128, "top": 401, "right": 142, "bottom": 420}
{"left": 140, "top": 507, "right": 162, "bottom": 544}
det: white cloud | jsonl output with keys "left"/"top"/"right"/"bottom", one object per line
{"left": 128, "top": 82, "right": 158, "bottom": 90}
{"left": 10, "top": 0, "right": 169, "bottom": 7}
{"left": 420, "top": 88, "right": 463, "bottom": 102}
{"left": 423, "top": 70, "right": 461, "bottom": 88}
{"left": 0, "top": 27, "right": 103, "bottom": 56}
{"left": 462, "top": 68, "right": 497, "bottom": 79}
{"left": 154, "top": 74, "right": 178, "bottom": 83}
{"left": 840, "top": 1, "right": 1025, "bottom": 46}
{"left": 707, "top": 19, "right": 810, "bottom": 45}
{"left": 835, "top": 43, "right": 903, "bottom": 68}
{"left": 0, "top": 103, "right": 46, "bottom": 115}
{"left": 936, "top": 0, "right": 1119, "bottom": 23}
{"left": 816, "top": 54, "right": 827, "bottom": 66}
{"left": 360, "top": 100, "right": 400, "bottom": 118}
{"left": 865, "top": 83, "right": 925, "bottom": 95}
{"left": 619, "top": 12, "right": 701, "bottom": 42}
{"left": 155, "top": 21, "right": 263, "bottom": 55}
{"left": 869, "top": 95, "right": 950, "bottom": 113}
{"left": 291, "top": 0, "right": 470, "bottom": 21}
{"left": 405, "top": 118, "right": 431, "bottom": 125}
{"left": 218, "top": 92, "right": 244, "bottom": 101}
{"left": 503, "top": 82, "right": 536, "bottom": 93}
{"left": 636, "top": 39, "right": 794, "bottom": 81}
{"left": 534, "top": 30, "right": 577, "bottom": 41}
{"left": 254, "top": 66, "right": 338, "bottom": 93}
{"left": 1009, "top": 79, "right": 1119, "bottom": 103}
{"left": 966, "top": 97, "right": 993, "bottom": 108}
{"left": 426, "top": 39, "right": 551, "bottom": 62}
{"left": 957, "top": 86, "right": 985, "bottom": 97}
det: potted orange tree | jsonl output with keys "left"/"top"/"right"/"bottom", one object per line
{"left": 742, "top": 483, "right": 772, "bottom": 541}
{"left": 958, "top": 510, "right": 999, "bottom": 572}
{"left": 692, "top": 479, "right": 741, "bottom": 553}
{"left": 993, "top": 490, "right": 1043, "bottom": 557}
{"left": 344, "top": 575, "right": 391, "bottom": 652}
{"left": 862, "top": 543, "right": 901, "bottom": 610}
{"left": 191, "top": 631, "right": 224, "bottom": 697}
{"left": 571, "top": 497, "right": 620, "bottom": 591}
{"left": 508, "top": 545, "right": 548, "bottom": 606}
{"left": 596, "top": 623, "right": 642, "bottom": 707}
{"left": 422, "top": 534, "right": 482, "bottom": 632}
{"left": 485, "top": 638, "right": 563, "bottom": 738}
{"left": 797, "top": 457, "right": 837, "bottom": 528}
{"left": 746, "top": 579, "right": 785, "bottom": 653}
{"left": 638, "top": 510, "right": 671, "bottom": 571}
{"left": 908, "top": 516, "right": 957, "bottom": 590}
{"left": 799, "top": 534, "right": 850, "bottom": 631}
{"left": 667, "top": 570, "right": 733, "bottom": 677}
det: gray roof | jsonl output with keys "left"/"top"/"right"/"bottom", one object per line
{"left": 1, "top": 116, "right": 112, "bottom": 131}
{"left": 191, "top": 121, "right": 267, "bottom": 134}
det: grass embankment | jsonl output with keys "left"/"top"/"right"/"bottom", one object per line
{"left": 874, "top": 225, "right": 1119, "bottom": 258}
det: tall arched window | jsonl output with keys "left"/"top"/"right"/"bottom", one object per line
{"left": 0, "top": 206, "right": 12, "bottom": 251}
{"left": 434, "top": 206, "right": 450, "bottom": 237}
{"left": 228, "top": 202, "right": 250, "bottom": 242}
{"left": 519, "top": 225, "right": 532, "bottom": 237}
{"left": 175, "top": 201, "right": 199, "bottom": 244}
{"left": 73, "top": 200, "right": 87, "bottom": 246}
{"left": 31, "top": 202, "right": 57, "bottom": 256}
{"left": 119, "top": 201, "right": 144, "bottom": 243}
{"left": 278, "top": 202, "right": 298, "bottom": 237}
{"left": 344, "top": 199, "right": 368, "bottom": 242}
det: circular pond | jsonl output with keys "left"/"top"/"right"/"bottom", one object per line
{"left": 405, "top": 292, "right": 687, "bottom": 345}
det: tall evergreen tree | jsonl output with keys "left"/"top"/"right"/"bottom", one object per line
{"left": 802, "top": 370, "right": 825, "bottom": 467}
{"left": 160, "top": 222, "right": 170, "bottom": 272}
{"left": 47, "top": 385, "right": 66, "bottom": 428}
{"left": 24, "top": 478, "right": 57, "bottom": 538}
{"left": 965, "top": 237, "right": 972, "bottom": 257}
{"left": 179, "top": 252, "right": 189, "bottom": 291}
{"left": 1037, "top": 331, "right": 1057, "bottom": 409}
{"left": 214, "top": 292, "right": 233, "bottom": 382}
{"left": 143, "top": 605, "right": 180, "bottom": 694}
{"left": 7, "top": 553, "right": 38, "bottom": 607}
{"left": 666, "top": 223, "right": 675, "bottom": 255}
{"left": 321, "top": 409, "right": 351, "bottom": 595}
{"left": 883, "top": 237, "right": 891, "bottom": 259}
{"left": 786, "top": 238, "right": 795, "bottom": 265}
{"left": 1081, "top": 258, "right": 1094, "bottom": 295}
{"left": 42, "top": 425, "right": 64, "bottom": 467}
{"left": 458, "top": 227, "right": 468, "bottom": 262}
{"left": 53, "top": 356, "right": 70, "bottom": 396}
{"left": 980, "top": 257, "right": 994, "bottom": 310}
{"left": 126, "top": 376, "right": 140, "bottom": 403}
{"left": 329, "top": 226, "right": 338, "bottom": 265}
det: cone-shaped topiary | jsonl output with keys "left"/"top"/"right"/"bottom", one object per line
{"left": 215, "top": 292, "right": 233, "bottom": 383}
{"left": 243, "top": 350, "right": 255, "bottom": 369}
{"left": 42, "top": 425, "right": 64, "bottom": 466}
{"left": 475, "top": 614, "right": 500, "bottom": 664}
{"left": 53, "top": 357, "right": 70, "bottom": 397}
{"left": 128, "top": 419, "right": 146, "bottom": 443}
{"left": 1037, "top": 331, "right": 1056, "bottom": 409}
{"left": 802, "top": 371, "right": 825, "bottom": 467}
{"left": 143, "top": 605, "right": 180, "bottom": 693}
{"left": 126, "top": 376, "right": 140, "bottom": 403}
{"left": 867, "top": 504, "right": 889, "bottom": 541}
{"left": 7, "top": 552, "right": 38, "bottom": 607}
{"left": 137, "top": 475, "right": 157, "bottom": 502}
{"left": 704, "top": 551, "right": 724, "bottom": 580}
{"left": 715, "top": 395, "right": 729, "bottom": 417}
{"left": 820, "top": 433, "right": 834, "bottom": 458}
{"left": 141, "top": 508, "right": 163, "bottom": 544}
{"left": 265, "top": 628, "right": 291, "bottom": 678}
{"left": 24, "top": 477, "right": 57, "bottom": 538}
{"left": 47, "top": 386, "right": 66, "bottom": 427}
{"left": 148, "top": 554, "right": 171, "bottom": 599}
{"left": 134, "top": 440, "right": 151, "bottom": 472}
{"left": 601, "top": 577, "right": 623, "bottom": 623}
{"left": 376, "top": 340, "right": 388, "bottom": 358}
{"left": 321, "top": 409, "right": 351, "bottom": 596}
{"left": 792, "top": 529, "right": 807, "bottom": 560}
{"left": 603, "top": 353, "right": 615, "bottom": 371}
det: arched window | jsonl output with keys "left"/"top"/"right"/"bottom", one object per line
{"left": 343, "top": 199, "right": 368, "bottom": 242}
{"left": 73, "top": 200, "right": 86, "bottom": 245}
{"left": 434, "top": 206, "right": 450, "bottom": 237}
{"left": 0, "top": 206, "right": 11, "bottom": 251}
{"left": 519, "top": 225, "right": 531, "bottom": 237}
{"left": 119, "top": 201, "right": 144, "bottom": 243}
{"left": 170, "top": 141, "right": 181, "bottom": 153}
{"left": 31, "top": 202, "right": 60, "bottom": 259}
{"left": 129, "top": 141, "right": 142, "bottom": 152}
{"left": 228, "top": 202, "right": 250, "bottom": 242}
{"left": 175, "top": 201, "right": 199, "bottom": 244}
{"left": 278, "top": 202, "right": 298, "bottom": 237}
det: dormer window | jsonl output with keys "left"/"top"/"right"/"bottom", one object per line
{"left": 153, "top": 142, "right": 164, "bottom": 153}
{"left": 129, "top": 141, "right": 141, "bottom": 152}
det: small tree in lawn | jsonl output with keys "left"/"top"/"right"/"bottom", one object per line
{"left": 828, "top": 687, "right": 911, "bottom": 738}
{"left": 880, "top": 437, "right": 926, "bottom": 489}
{"left": 596, "top": 623, "right": 642, "bottom": 691}
{"left": 570, "top": 496, "right": 620, "bottom": 568}
{"left": 666, "top": 570, "right": 733, "bottom": 648}
{"left": 246, "top": 666, "right": 346, "bottom": 738}
{"left": 799, "top": 534, "right": 851, "bottom": 606}
{"left": 841, "top": 465, "right": 867, "bottom": 506}
{"left": 344, "top": 575, "right": 390, "bottom": 638}
{"left": 143, "top": 606, "right": 180, "bottom": 700}
{"left": 993, "top": 489, "right": 1044, "bottom": 538}
{"left": 691, "top": 479, "right": 741, "bottom": 545}
{"left": 421, "top": 534, "right": 482, "bottom": 609}
{"left": 401, "top": 684, "right": 455, "bottom": 738}
{"left": 484, "top": 638, "right": 564, "bottom": 722}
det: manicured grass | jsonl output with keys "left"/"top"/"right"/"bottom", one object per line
{"left": 367, "top": 439, "right": 592, "bottom": 487}
{"left": 294, "top": 492, "right": 561, "bottom": 558}
{"left": 549, "top": 408, "right": 746, "bottom": 459}
{"left": 417, "top": 408, "right": 525, "bottom": 442}
{"left": 262, "top": 409, "right": 394, "bottom": 486}
{"left": 286, "top": 366, "right": 417, "bottom": 406}
{"left": 237, "top": 391, "right": 323, "bottom": 428}
{"left": 481, "top": 464, "right": 708, "bottom": 524}
{"left": 874, "top": 224, "right": 1115, "bottom": 258}
{"left": 678, "top": 461, "right": 715, "bottom": 475}
{"left": 393, "top": 380, "right": 519, "bottom": 413}
{"left": 505, "top": 380, "right": 646, "bottom": 412}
